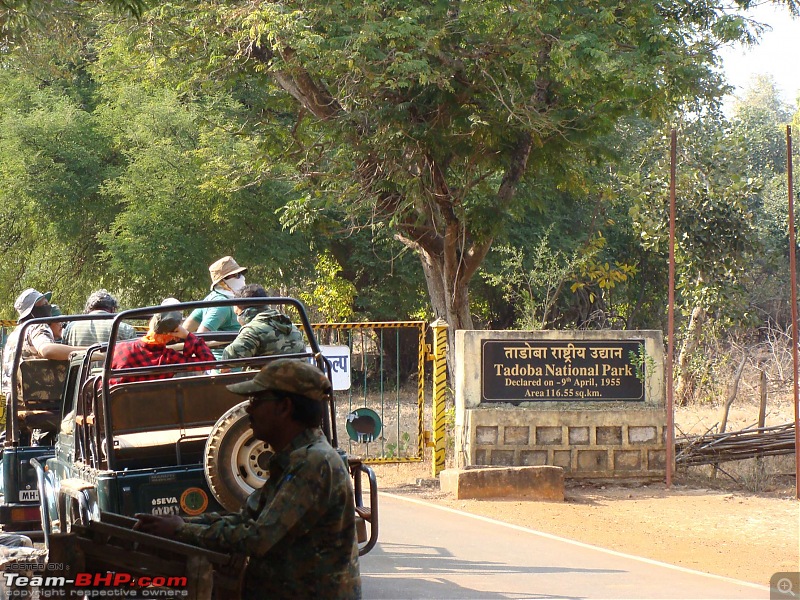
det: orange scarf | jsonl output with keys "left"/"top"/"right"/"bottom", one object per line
{"left": 141, "top": 331, "right": 177, "bottom": 346}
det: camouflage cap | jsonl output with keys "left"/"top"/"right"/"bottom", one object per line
{"left": 227, "top": 358, "right": 332, "bottom": 402}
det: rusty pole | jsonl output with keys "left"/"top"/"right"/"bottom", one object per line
{"left": 787, "top": 125, "right": 799, "bottom": 501}
{"left": 666, "top": 129, "right": 677, "bottom": 488}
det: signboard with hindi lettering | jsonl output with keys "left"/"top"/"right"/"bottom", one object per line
{"left": 481, "top": 340, "right": 645, "bottom": 402}
{"left": 307, "top": 345, "right": 351, "bottom": 391}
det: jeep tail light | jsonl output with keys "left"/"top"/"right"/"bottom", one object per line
{"left": 10, "top": 507, "right": 40, "bottom": 522}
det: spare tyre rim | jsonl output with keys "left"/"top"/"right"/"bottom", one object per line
{"left": 229, "top": 428, "right": 271, "bottom": 494}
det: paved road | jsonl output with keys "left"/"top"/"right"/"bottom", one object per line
{"left": 360, "top": 493, "right": 770, "bottom": 600}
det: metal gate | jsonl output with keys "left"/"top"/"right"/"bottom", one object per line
{"left": 313, "top": 321, "right": 429, "bottom": 464}
{"left": 312, "top": 319, "right": 449, "bottom": 474}
{"left": 1, "top": 316, "right": 449, "bottom": 471}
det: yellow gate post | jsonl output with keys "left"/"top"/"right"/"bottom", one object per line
{"left": 430, "top": 318, "right": 448, "bottom": 477}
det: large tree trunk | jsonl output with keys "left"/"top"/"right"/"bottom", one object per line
{"left": 396, "top": 223, "right": 487, "bottom": 383}
{"left": 417, "top": 247, "right": 472, "bottom": 384}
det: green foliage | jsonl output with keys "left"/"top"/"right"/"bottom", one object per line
{"left": 1, "top": 0, "right": 799, "bottom": 342}
{"left": 731, "top": 75, "right": 793, "bottom": 175}
{"left": 483, "top": 228, "right": 636, "bottom": 330}
{"left": 627, "top": 117, "right": 761, "bottom": 322}
{"left": 628, "top": 344, "right": 655, "bottom": 383}
{"left": 298, "top": 252, "right": 357, "bottom": 323}
{"left": 384, "top": 431, "right": 411, "bottom": 459}
{"left": 0, "top": 70, "right": 118, "bottom": 315}
{"left": 89, "top": 0, "right": 771, "bottom": 331}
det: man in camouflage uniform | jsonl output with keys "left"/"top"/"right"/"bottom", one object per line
{"left": 223, "top": 284, "right": 305, "bottom": 360}
{"left": 135, "top": 359, "right": 361, "bottom": 600}
{"left": 2, "top": 289, "right": 85, "bottom": 444}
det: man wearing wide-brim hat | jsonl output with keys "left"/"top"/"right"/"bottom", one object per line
{"left": 1, "top": 288, "right": 85, "bottom": 396}
{"left": 182, "top": 256, "right": 248, "bottom": 337}
{"left": 135, "top": 359, "right": 361, "bottom": 599}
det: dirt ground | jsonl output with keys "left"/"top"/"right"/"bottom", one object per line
{"left": 369, "top": 397, "right": 800, "bottom": 586}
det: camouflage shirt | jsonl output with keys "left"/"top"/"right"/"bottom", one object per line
{"left": 222, "top": 308, "right": 305, "bottom": 361}
{"left": 1, "top": 324, "right": 55, "bottom": 396}
{"left": 175, "top": 428, "right": 361, "bottom": 600}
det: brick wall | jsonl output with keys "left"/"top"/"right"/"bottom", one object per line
{"left": 463, "top": 408, "right": 666, "bottom": 478}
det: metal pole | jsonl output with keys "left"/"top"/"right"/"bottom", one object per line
{"left": 787, "top": 125, "right": 800, "bottom": 501}
{"left": 666, "top": 129, "right": 677, "bottom": 488}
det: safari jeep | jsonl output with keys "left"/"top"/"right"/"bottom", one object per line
{"left": 0, "top": 313, "right": 115, "bottom": 535}
{"left": 33, "top": 298, "right": 378, "bottom": 559}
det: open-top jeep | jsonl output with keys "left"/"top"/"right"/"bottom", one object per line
{"left": 32, "top": 298, "right": 377, "bottom": 561}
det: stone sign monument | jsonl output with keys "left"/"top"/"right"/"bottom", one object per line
{"left": 454, "top": 330, "right": 667, "bottom": 479}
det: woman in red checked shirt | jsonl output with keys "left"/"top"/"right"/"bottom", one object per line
{"left": 110, "top": 300, "right": 215, "bottom": 384}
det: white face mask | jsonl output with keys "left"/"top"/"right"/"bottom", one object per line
{"left": 226, "top": 274, "right": 246, "bottom": 293}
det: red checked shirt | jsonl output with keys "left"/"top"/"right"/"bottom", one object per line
{"left": 110, "top": 333, "right": 215, "bottom": 384}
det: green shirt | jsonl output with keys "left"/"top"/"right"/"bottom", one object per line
{"left": 188, "top": 290, "right": 240, "bottom": 332}
{"left": 176, "top": 429, "right": 361, "bottom": 600}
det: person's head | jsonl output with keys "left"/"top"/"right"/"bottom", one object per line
{"left": 145, "top": 298, "right": 184, "bottom": 342}
{"left": 227, "top": 359, "right": 331, "bottom": 446}
{"left": 14, "top": 288, "right": 53, "bottom": 322}
{"left": 84, "top": 289, "right": 119, "bottom": 314}
{"left": 49, "top": 304, "right": 65, "bottom": 339}
{"left": 233, "top": 283, "right": 268, "bottom": 322}
{"left": 208, "top": 256, "right": 247, "bottom": 293}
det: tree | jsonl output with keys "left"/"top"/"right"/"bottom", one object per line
{"left": 729, "top": 77, "right": 798, "bottom": 327}
{"left": 627, "top": 118, "right": 761, "bottom": 404}
{"left": 0, "top": 69, "right": 120, "bottom": 314}
{"left": 94, "top": 1, "right": 786, "bottom": 352}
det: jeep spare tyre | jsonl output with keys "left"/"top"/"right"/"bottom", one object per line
{"left": 204, "top": 401, "right": 273, "bottom": 511}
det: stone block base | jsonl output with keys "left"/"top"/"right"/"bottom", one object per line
{"left": 440, "top": 466, "right": 564, "bottom": 500}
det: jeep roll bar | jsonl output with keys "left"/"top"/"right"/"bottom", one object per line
{"left": 5, "top": 313, "right": 116, "bottom": 446}
{"left": 99, "top": 298, "right": 339, "bottom": 452}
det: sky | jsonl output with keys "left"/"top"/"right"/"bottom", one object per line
{"left": 719, "top": 3, "right": 800, "bottom": 110}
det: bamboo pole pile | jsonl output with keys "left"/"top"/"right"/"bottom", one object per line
{"left": 675, "top": 423, "right": 796, "bottom": 466}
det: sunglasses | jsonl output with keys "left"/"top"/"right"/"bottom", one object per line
{"left": 247, "top": 393, "right": 283, "bottom": 409}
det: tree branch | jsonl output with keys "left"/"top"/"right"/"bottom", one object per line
{"left": 247, "top": 44, "right": 342, "bottom": 121}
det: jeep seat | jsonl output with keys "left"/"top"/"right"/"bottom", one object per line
{"left": 16, "top": 359, "right": 67, "bottom": 435}
{"left": 100, "top": 372, "right": 251, "bottom": 469}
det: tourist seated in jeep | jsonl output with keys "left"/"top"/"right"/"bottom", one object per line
{"left": 63, "top": 289, "right": 137, "bottom": 347}
{"left": 2, "top": 289, "right": 84, "bottom": 393}
{"left": 223, "top": 284, "right": 306, "bottom": 360}
{"left": 110, "top": 298, "right": 215, "bottom": 384}
{"left": 2, "top": 289, "right": 86, "bottom": 445}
